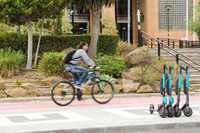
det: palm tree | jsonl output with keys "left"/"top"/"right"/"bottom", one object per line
{"left": 74, "top": 0, "right": 115, "bottom": 59}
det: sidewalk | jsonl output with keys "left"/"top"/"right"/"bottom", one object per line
{"left": 0, "top": 95, "right": 200, "bottom": 133}
{"left": 0, "top": 92, "right": 199, "bottom": 103}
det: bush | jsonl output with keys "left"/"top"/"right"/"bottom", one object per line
{"left": 130, "top": 51, "right": 179, "bottom": 88}
{"left": 0, "top": 48, "right": 26, "bottom": 77}
{"left": 38, "top": 52, "right": 66, "bottom": 77}
{"left": 94, "top": 55, "right": 126, "bottom": 77}
{"left": 117, "top": 41, "right": 137, "bottom": 57}
{"left": 0, "top": 33, "right": 120, "bottom": 56}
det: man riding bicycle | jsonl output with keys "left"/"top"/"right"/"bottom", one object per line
{"left": 64, "top": 41, "right": 100, "bottom": 98}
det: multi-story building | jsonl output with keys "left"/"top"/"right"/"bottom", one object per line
{"left": 68, "top": 0, "right": 199, "bottom": 45}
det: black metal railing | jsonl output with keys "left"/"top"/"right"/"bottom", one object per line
{"left": 143, "top": 37, "right": 200, "bottom": 49}
{"left": 141, "top": 31, "right": 200, "bottom": 72}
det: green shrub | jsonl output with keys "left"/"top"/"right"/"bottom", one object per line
{"left": 0, "top": 33, "right": 120, "bottom": 56}
{"left": 38, "top": 52, "right": 66, "bottom": 77}
{"left": 0, "top": 48, "right": 26, "bottom": 77}
{"left": 94, "top": 55, "right": 126, "bottom": 77}
{"left": 117, "top": 41, "right": 136, "bottom": 57}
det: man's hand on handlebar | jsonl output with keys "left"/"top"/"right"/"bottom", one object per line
{"left": 89, "top": 66, "right": 100, "bottom": 70}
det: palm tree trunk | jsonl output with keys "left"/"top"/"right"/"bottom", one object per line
{"left": 34, "top": 17, "right": 45, "bottom": 66}
{"left": 88, "top": 8, "right": 102, "bottom": 59}
{"left": 26, "top": 18, "right": 33, "bottom": 69}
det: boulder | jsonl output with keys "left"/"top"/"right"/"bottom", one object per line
{"left": 0, "top": 77, "right": 5, "bottom": 91}
{"left": 21, "top": 83, "right": 36, "bottom": 90}
{"left": 113, "top": 84, "right": 122, "bottom": 93}
{"left": 63, "top": 47, "right": 75, "bottom": 53}
{"left": 122, "top": 82, "right": 140, "bottom": 93}
{"left": 0, "top": 91, "right": 7, "bottom": 98}
{"left": 137, "top": 85, "right": 155, "bottom": 93}
{"left": 121, "top": 72, "right": 134, "bottom": 80}
{"left": 82, "top": 86, "right": 92, "bottom": 95}
{"left": 5, "top": 88, "right": 27, "bottom": 98}
{"left": 127, "top": 46, "right": 148, "bottom": 57}
{"left": 41, "top": 76, "right": 63, "bottom": 86}
{"left": 121, "top": 79, "right": 134, "bottom": 85}
{"left": 125, "top": 46, "right": 148, "bottom": 68}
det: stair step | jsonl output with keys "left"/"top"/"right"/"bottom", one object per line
{"left": 190, "top": 75, "right": 200, "bottom": 77}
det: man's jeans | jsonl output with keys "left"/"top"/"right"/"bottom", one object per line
{"left": 66, "top": 65, "right": 89, "bottom": 85}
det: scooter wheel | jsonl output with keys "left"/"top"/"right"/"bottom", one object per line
{"left": 159, "top": 108, "right": 168, "bottom": 118}
{"left": 183, "top": 107, "right": 193, "bottom": 117}
{"left": 168, "top": 107, "right": 175, "bottom": 118}
{"left": 149, "top": 104, "right": 154, "bottom": 114}
{"left": 175, "top": 109, "right": 182, "bottom": 117}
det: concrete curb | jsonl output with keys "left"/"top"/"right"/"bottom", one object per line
{"left": 28, "top": 122, "right": 200, "bottom": 133}
{"left": 0, "top": 92, "right": 199, "bottom": 103}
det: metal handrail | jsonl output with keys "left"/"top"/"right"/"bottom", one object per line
{"left": 141, "top": 31, "right": 200, "bottom": 72}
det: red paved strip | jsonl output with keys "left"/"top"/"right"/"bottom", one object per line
{"left": 0, "top": 96, "right": 199, "bottom": 112}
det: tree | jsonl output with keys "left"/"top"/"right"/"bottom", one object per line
{"left": 189, "top": 6, "right": 200, "bottom": 38}
{"left": 62, "top": 9, "right": 73, "bottom": 34}
{"left": 0, "top": 0, "right": 72, "bottom": 69}
{"left": 74, "top": 0, "right": 115, "bottom": 59}
{"left": 101, "top": 11, "right": 118, "bottom": 35}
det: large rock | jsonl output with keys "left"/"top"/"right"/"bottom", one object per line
{"left": 121, "top": 79, "right": 134, "bottom": 85}
{"left": 121, "top": 72, "right": 134, "bottom": 80}
{"left": 137, "top": 85, "right": 155, "bottom": 93}
{"left": 122, "top": 82, "right": 140, "bottom": 93}
{"left": 0, "top": 77, "right": 5, "bottom": 91}
{"left": 5, "top": 88, "right": 27, "bottom": 98}
{"left": 63, "top": 47, "right": 75, "bottom": 53}
{"left": 0, "top": 91, "right": 7, "bottom": 98}
{"left": 125, "top": 46, "right": 148, "bottom": 68}
{"left": 113, "top": 84, "right": 122, "bottom": 93}
{"left": 21, "top": 83, "right": 36, "bottom": 90}
{"left": 41, "top": 76, "right": 63, "bottom": 86}
{"left": 82, "top": 86, "right": 92, "bottom": 95}
{"left": 127, "top": 46, "right": 148, "bottom": 57}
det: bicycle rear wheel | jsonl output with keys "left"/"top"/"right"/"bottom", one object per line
{"left": 51, "top": 81, "right": 75, "bottom": 106}
{"left": 91, "top": 80, "right": 114, "bottom": 104}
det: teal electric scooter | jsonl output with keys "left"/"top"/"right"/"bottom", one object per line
{"left": 166, "top": 66, "right": 175, "bottom": 117}
{"left": 181, "top": 66, "right": 193, "bottom": 117}
{"left": 150, "top": 64, "right": 168, "bottom": 118}
{"left": 173, "top": 65, "right": 184, "bottom": 117}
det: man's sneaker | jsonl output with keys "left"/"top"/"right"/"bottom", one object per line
{"left": 74, "top": 84, "right": 85, "bottom": 91}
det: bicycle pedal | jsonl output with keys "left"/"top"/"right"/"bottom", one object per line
{"left": 78, "top": 97, "right": 84, "bottom": 101}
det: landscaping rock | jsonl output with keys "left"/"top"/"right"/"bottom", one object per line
{"left": 63, "top": 47, "right": 75, "bottom": 53}
{"left": 0, "top": 77, "right": 5, "bottom": 91}
{"left": 5, "top": 88, "right": 27, "bottom": 98}
{"left": 137, "top": 85, "right": 155, "bottom": 93}
{"left": 82, "top": 86, "right": 92, "bottom": 95}
{"left": 113, "top": 84, "right": 122, "bottom": 93}
{"left": 122, "top": 82, "right": 140, "bottom": 93}
{"left": 125, "top": 46, "right": 148, "bottom": 67}
{"left": 0, "top": 91, "right": 7, "bottom": 98}
{"left": 121, "top": 79, "right": 133, "bottom": 85}
{"left": 21, "top": 83, "right": 36, "bottom": 90}
{"left": 121, "top": 72, "right": 134, "bottom": 80}
{"left": 41, "top": 76, "right": 63, "bottom": 86}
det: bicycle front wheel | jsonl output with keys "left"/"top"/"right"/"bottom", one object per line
{"left": 91, "top": 80, "right": 114, "bottom": 104}
{"left": 51, "top": 81, "right": 75, "bottom": 106}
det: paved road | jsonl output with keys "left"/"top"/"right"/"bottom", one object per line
{"left": 136, "top": 128, "right": 200, "bottom": 133}
{"left": 0, "top": 95, "right": 199, "bottom": 133}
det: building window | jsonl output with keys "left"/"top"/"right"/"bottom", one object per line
{"left": 67, "top": 4, "right": 89, "bottom": 34}
{"left": 159, "top": 0, "right": 193, "bottom": 30}
{"left": 116, "top": 0, "right": 128, "bottom": 16}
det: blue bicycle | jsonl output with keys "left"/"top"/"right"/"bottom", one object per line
{"left": 51, "top": 69, "right": 114, "bottom": 106}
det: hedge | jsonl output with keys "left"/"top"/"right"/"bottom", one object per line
{"left": 0, "top": 33, "right": 120, "bottom": 56}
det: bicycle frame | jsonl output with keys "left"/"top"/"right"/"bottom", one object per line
{"left": 70, "top": 70, "right": 100, "bottom": 89}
